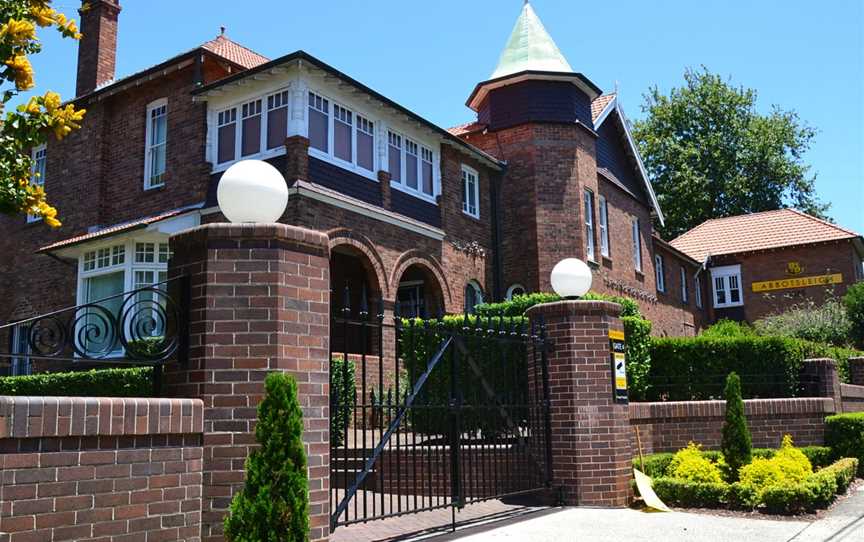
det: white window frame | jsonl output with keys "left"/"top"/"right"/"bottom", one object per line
{"left": 584, "top": 190, "right": 596, "bottom": 262}
{"left": 598, "top": 195, "right": 609, "bottom": 258}
{"left": 710, "top": 265, "right": 744, "bottom": 309}
{"left": 212, "top": 87, "right": 291, "bottom": 172}
{"left": 461, "top": 164, "right": 480, "bottom": 219}
{"left": 27, "top": 144, "right": 47, "bottom": 222}
{"left": 695, "top": 275, "right": 703, "bottom": 308}
{"left": 144, "top": 98, "right": 168, "bottom": 190}
{"left": 655, "top": 254, "right": 665, "bottom": 292}
{"left": 388, "top": 128, "right": 438, "bottom": 202}
{"left": 632, "top": 218, "right": 642, "bottom": 272}
{"left": 506, "top": 284, "right": 526, "bottom": 300}
{"left": 680, "top": 267, "right": 688, "bottom": 303}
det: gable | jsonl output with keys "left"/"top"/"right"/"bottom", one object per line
{"left": 596, "top": 115, "right": 648, "bottom": 203}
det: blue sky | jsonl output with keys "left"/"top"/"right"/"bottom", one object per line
{"left": 24, "top": 0, "right": 864, "bottom": 230}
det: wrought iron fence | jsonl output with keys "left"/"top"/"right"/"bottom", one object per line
{"left": 0, "top": 276, "right": 189, "bottom": 392}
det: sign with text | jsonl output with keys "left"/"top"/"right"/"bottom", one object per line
{"left": 751, "top": 273, "right": 842, "bottom": 293}
{"left": 609, "top": 329, "right": 627, "bottom": 404}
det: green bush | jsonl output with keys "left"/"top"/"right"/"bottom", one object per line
{"left": 632, "top": 446, "right": 833, "bottom": 477}
{"left": 721, "top": 373, "right": 752, "bottom": 481}
{"left": 650, "top": 477, "right": 729, "bottom": 508}
{"left": 844, "top": 282, "right": 864, "bottom": 349}
{"left": 755, "top": 297, "right": 852, "bottom": 348}
{"left": 224, "top": 372, "right": 309, "bottom": 542}
{"left": 475, "top": 291, "right": 641, "bottom": 319}
{"left": 825, "top": 412, "right": 864, "bottom": 475}
{"left": 799, "top": 446, "right": 835, "bottom": 469}
{"left": 668, "top": 443, "right": 725, "bottom": 484}
{"left": 330, "top": 357, "right": 355, "bottom": 448}
{"left": 729, "top": 481, "right": 760, "bottom": 509}
{"left": 772, "top": 436, "right": 813, "bottom": 483}
{"left": 0, "top": 367, "right": 153, "bottom": 396}
{"left": 701, "top": 319, "right": 757, "bottom": 338}
{"left": 820, "top": 458, "right": 858, "bottom": 494}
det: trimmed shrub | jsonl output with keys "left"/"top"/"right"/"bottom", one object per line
{"left": 721, "top": 373, "right": 752, "bottom": 481}
{"left": 821, "top": 458, "right": 859, "bottom": 494}
{"left": 799, "top": 446, "right": 835, "bottom": 469}
{"left": 474, "top": 291, "right": 641, "bottom": 319}
{"left": 330, "top": 357, "right": 355, "bottom": 448}
{"left": 668, "top": 443, "right": 725, "bottom": 484}
{"left": 739, "top": 458, "right": 785, "bottom": 493}
{"left": 729, "top": 481, "right": 760, "bottom": 509}
{"left": 825, "top": 412, "right": 864, "bottom": 475}
{"left": 650, "top": 477, "right": 729, "bottom": 508}
{"left": 845, "top": 281, "right": 864, "bottom": 349}
{"left": 701, "top": 319, "right": 757, "bottom": 339}
{"left": 224, "top": 372, "right": 309, "bottom": 542}
{"left": 632, "top": 446, "right": 833, "bottom": 477}
{"left": 772, "top": 436, "right": 812, "bottom": 483}
{"left": 755, "top": 297, "right": 852, "bottom": 348}
{"left": 0, "top": 367, "right": 153, "bottom": 397}
{"left": 632, "top": 452, "right": 674, "bottom": 479}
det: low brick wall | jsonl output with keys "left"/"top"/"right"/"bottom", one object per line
{"left": 629, "top": 398, "right": 835, "bottom": 454}
{"left": 0, "top": 396, "right": 204, "bottom": 541}
{"left": 841, "top": 383, "right": 864, "bottom": 413}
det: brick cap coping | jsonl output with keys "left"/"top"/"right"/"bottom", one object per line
{"left": 171, "top": 222, "right": 329, "bottom": 250}
{"left": 0, "top": 396, "right": 204, "bottom": 439}
{"left": 525, "top": 299, "right": 622, "bottom": 320}
{"left": 629, "top": 397, "right": 835, "bottom": 421}
{"left": 841, "top": 383, "right": 864, "bottom": 400}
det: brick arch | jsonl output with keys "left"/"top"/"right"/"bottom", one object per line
{"left": 389, "top": 251, "right": 453, "bottom": 309}
{"left": 326, "top": 228, "right": 390, "bottom": 299}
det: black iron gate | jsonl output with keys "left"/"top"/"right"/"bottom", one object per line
{"left": 329, "top": 288, "right": 553, "bottom": 531}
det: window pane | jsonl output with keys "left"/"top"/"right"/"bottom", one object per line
{"left": 267, "top": 107, "right": 287, "bottom": 150}
{"left": 217, "top": 124, "right": 235, "bottom": 164}
{"left": 84, "top": 271, "right": 125, "bottom": 353}
{"left": 406, "top": 153, "right": 418, "bottom": 189}
{"left": 730, "top": 276, "right": 741, "bottom": 303}
{"left": 422, "top": 161, "right": 433, "bottom": 195}
{"left": 152, "top": 112, "right": 167, "bottom": 145}
{"left": 241, "top": 115, "right": 261, "bottom": 157}
{"left": 150, "top": 144, "right": 166, "bottom": 183}
{"left": 715, "top": 277, "right": 726, "bottom": 305}
{"left": 357, "top": 131, "right": 373, "bottom": 171}
{"left": 389, "top": 145, "right": 401, "bottom": 182}
{"left": 334, "top": 119, "right": 351, "bottom": 162}
{"left": 309, "top": 109, "right": 328, "bottom": 152}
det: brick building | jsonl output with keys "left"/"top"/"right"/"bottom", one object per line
{"left": 7, "top": 0, "right": 861, "bottom": 364}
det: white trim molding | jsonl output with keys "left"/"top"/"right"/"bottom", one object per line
{"left": 710, "top": 264, "right": 744, "bottom": 309}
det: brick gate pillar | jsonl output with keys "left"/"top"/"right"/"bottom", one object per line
{"left": 166, "top": 223, "right": 330, "bottom": 542}
{"left": 526, "top": 300, "right": 631, "bottom": 507}
{"left": 849, "top": 357, "right": 864, "bottom": 386}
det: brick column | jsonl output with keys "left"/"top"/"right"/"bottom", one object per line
{"left": 377, "top": 170, "right": 392, "bottom": 210}
{"left": 166, "top": 223, "right": 330, "bottom": 542}
{"left": 849, "top": 357, "right": 864, "bottom": 386}
{"left": 285, "top": 135, "right": 310, "bottom": 183}
{"left": 800, "top": 358, "right": 843, "bottom": 412}
{"left": 525, "top": 300, "right": 631, "bottom": 507}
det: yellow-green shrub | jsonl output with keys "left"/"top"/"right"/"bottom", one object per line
{"left": 739, "top": 458, "right": 785, "bottom": 492}
{"left": 772, "top": 435, "right": 812, "bottom": 483}
{"left": 668, "top": 443, "right": 725, "bottom": 484}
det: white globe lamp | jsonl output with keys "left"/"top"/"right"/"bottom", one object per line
{"left": 550, "top": 258, "right": 593, "bottom": 299}
{"left": 216, "top": 160, "right": 288, "bottom": 223}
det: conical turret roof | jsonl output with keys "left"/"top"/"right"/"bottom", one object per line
{"left": 491, "top": 1, "right": 573, "bottom": 79}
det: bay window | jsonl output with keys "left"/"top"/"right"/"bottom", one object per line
{"left": 405, "top": 140, "right": 419, "bottom": 190}
{"left": 711, "top": 265, "right": 743, "bottom": 308}
{"left": 357, "top": 116, "right": 374, "bottom": 171}
{"left": 307, "top": 91, "right": 378, "bottom": 177}
{"left": 599, "top": 195, "right": 609, "bottom": 258}
{"left": 462, "top": 165, "right": 479, "bottom": 218}
{"left": 388, "top": 131, "right": 402, "bottom": 183}
{"left": 217, "top": 108, "right": 237, "bottom": 164}
{"left": 144, "top": 99, "right": 167, "bottom": 189}
{"left": 584, "top": 190, "right": 595, "bottom": 262}
{"left": 388, "top": 130, "right": 435, "bottom": 198}
{"left": 333, "top": 104, "right": 352, "bottom": 162}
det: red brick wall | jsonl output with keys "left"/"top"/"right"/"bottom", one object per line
{"left": 629, "top": 398, "right": 835, "bottom": 454}
{"left": 708, "top": 240, "right": 862, "bottom": 324}
{"left": 0, "top": 396, "right": 204, "bottom": 541}
{"left": 841, "top": 384, "right": 864, "bottom": 413}
{"left": 75, "top": 0, "right": 121, "bottom": 97}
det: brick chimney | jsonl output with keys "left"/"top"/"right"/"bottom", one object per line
{"left": 75, "top": 0, "right": 121, "bottom": 97}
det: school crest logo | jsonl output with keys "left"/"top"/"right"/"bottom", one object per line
{"left": 786, "top": 262, "right": 803, "bottom": 276}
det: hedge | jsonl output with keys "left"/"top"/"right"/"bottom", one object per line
{"left": 632, "top": 446, "right": 835, "bottom": 479}
{"left": 825, "top": 412, "right": 864, "bottom": 476}
{"left": 475, "top": 291, "right": 641, "bottom": 319}
{"left": 647, "top": 336, "right": 861, "bottom": 400}
{"left": 0, "top": 367, "right": 154, "bottom": 397}
{"left": 330, "top": 357, "right": 355, "bottom": 447}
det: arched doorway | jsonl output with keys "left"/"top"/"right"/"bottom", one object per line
{"left": 395, "top": 264, "right": 444, "bottom": 318}
{"left": 330, "top": 245, "right": 382, "bottom": 354}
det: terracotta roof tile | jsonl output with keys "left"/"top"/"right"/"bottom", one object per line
{"left": 670, "top": 208, "right": 861, "bottom": 262}
{"left": 591, "top": 93, "right": 616, "bottom": 123}
{"left": 201, "top": 35, "right": 269, "bottom": 69}
{"left": 447, "top": 121, "right": 487, "bottom": 137}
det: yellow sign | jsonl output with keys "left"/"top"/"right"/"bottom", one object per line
{"left": 786, "top": 262, "right": 803, "bottom": 276}
{"left": 608, "top": 329, "right": 625, "bottom": 341}
{"left": 751, "top": 273, "right": 843, "bottom": 293}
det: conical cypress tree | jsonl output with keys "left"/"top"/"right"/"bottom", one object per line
{"left": 721, "top": 372, "right": 752, "bottom": 482}
{"left": 224, "top": 372, "right": 309, "bottom": 542}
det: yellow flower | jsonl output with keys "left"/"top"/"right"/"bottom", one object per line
{"left": 0, "top": 19, "right": 36, "bottom": 44}
{"left": 17, "top": 96, "right": 41, "bottom": 115}
{"left": 43, "top": 91, "right": 61, "bottom": 113}
{"left": 48, "top": 103, "right": 86, "bottom": 139}
{"left": 30, "top": 6, "right": 57, "bottom": 28}
{"left": 5, "top": 54, "right": 35, "bottom": 90}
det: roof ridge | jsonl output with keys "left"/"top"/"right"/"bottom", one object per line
{"left": 202, "top": 34, "right": 269, "bottom": 62}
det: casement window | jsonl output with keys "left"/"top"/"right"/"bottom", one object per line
{"left": 655, "top": 254, "right": 665, "bottom": 292}
{"left": 680, "top": 267, "right": 688, "bottom": 303}
{"left": 464, "top": 281, "right": 484, "bottom": 314}
{"left": 266, "top": 91, "right": 289, "bottom": 150}
{"left": 217, "top": 108, "right": 237, "bottom": 164}
{"left": 506, "top": 284, "right": 526, "bottom": 300}
{"left": 333, "top": 104, "right": 352, "bottom": 162}
{"left": 695, "top": 276, "right": 703, "bottom": 308}
{"left": 356, "top": 115, "right": 375, "bottom": 172}
{"left": 461, "top": 165, "right": 480, "bottom": 218}
{"left": 584, "top": 190, "right": 596, "bottom": 262}
{"left": 241, "top": 99, "right": 263, "bottom": 157}
{"left": 144, "top": 99, "right": 167, "bottom": 189}
{"left": 27, "top": 145, "right": 46, "bottom": 222}
{"left": 388, "top": 130, "right": 435, "bottom": 198}
{"left": 632, "top": 218, "right": 642, "bottom": 272}
{"left": 711, "top": 265, "right": 743, "bottom": 308}
{"left": 308, "top": 92, "right": 329, "bottom": 153}
{"left": 598, "top": 195, "right": 609, "bottom": 258}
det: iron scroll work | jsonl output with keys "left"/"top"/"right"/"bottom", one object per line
{"left": 330, "top": 288, "right": 555, "bottom": 532}
{"left": 0, "top": 276, "right": 189, "bottom": 391}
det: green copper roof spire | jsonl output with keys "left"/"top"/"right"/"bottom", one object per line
{"left": 490, "top": 1, "right": 573, "bottom": 79}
